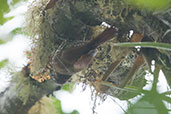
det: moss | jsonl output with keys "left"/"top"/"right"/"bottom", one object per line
{"left": 12, "top": 71, "right": 31, "bottom": 105}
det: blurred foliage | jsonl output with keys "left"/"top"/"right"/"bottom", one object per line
{"left": 11, "top": 28, "right": 23, "bottom": 34}
{"left": 52, "top": 97, "right": 79, "bottom": 114}
{"left": 0, "top": 39, "right": 6, "bottom": 44}
{"left": 11, "top": 28, "right": 30, "bottom": 36}
{"left": 128, "top": 0, "right": 170, "bottom": 11}
{"left": 61, "top": 83, "right": 75, "bottom": 92}
{"left": 11, "top": 0, "right": 23, "bottom": 6}
{"left": 0, "top": 59, "right": 8, "bottom": 69}
{"left": 0, "top": 0, "right": 26, "bottom": 25}
{"left": 29, "top": 96, "right": 79, "bottom": 114}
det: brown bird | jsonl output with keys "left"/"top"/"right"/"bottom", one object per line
{"left": 52, "top": 26, "right": 118, "bottom": 76}
{"left": 45, "top": 0, "right": 57, "bottom": 10}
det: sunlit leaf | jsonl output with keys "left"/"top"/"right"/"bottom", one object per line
{"left": 0, "top": 59, "right": 8, "bottom": 69}
{"left": 113, "top": 42, "right": 171, "bottom": 51}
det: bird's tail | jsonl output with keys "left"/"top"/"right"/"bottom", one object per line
{"left": 88, "top": 25, "right": 118, "bottom": 50}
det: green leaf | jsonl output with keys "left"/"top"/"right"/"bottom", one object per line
{"left": 113, "top": 42, "right": 171, "bottom": 51}
{"left": 0, "top": 59, "right": 8, "bottom": 69}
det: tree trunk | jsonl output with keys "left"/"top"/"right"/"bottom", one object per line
{"left": 0, "top": 66, "right": 59, "bottom": 114}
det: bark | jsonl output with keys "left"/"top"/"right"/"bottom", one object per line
{"left": 0, "top": 65, "right": 60, "bottom": 114}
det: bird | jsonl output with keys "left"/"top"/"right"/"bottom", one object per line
{"left": 52, "top": 25, "right": 118, "bottom": 77}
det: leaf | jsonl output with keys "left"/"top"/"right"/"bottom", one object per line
{"left": 0, "top": 59, "right": 8, "bottom": 69}
{"left": 113, "top": 42, "right": 171, "bottom": 51}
